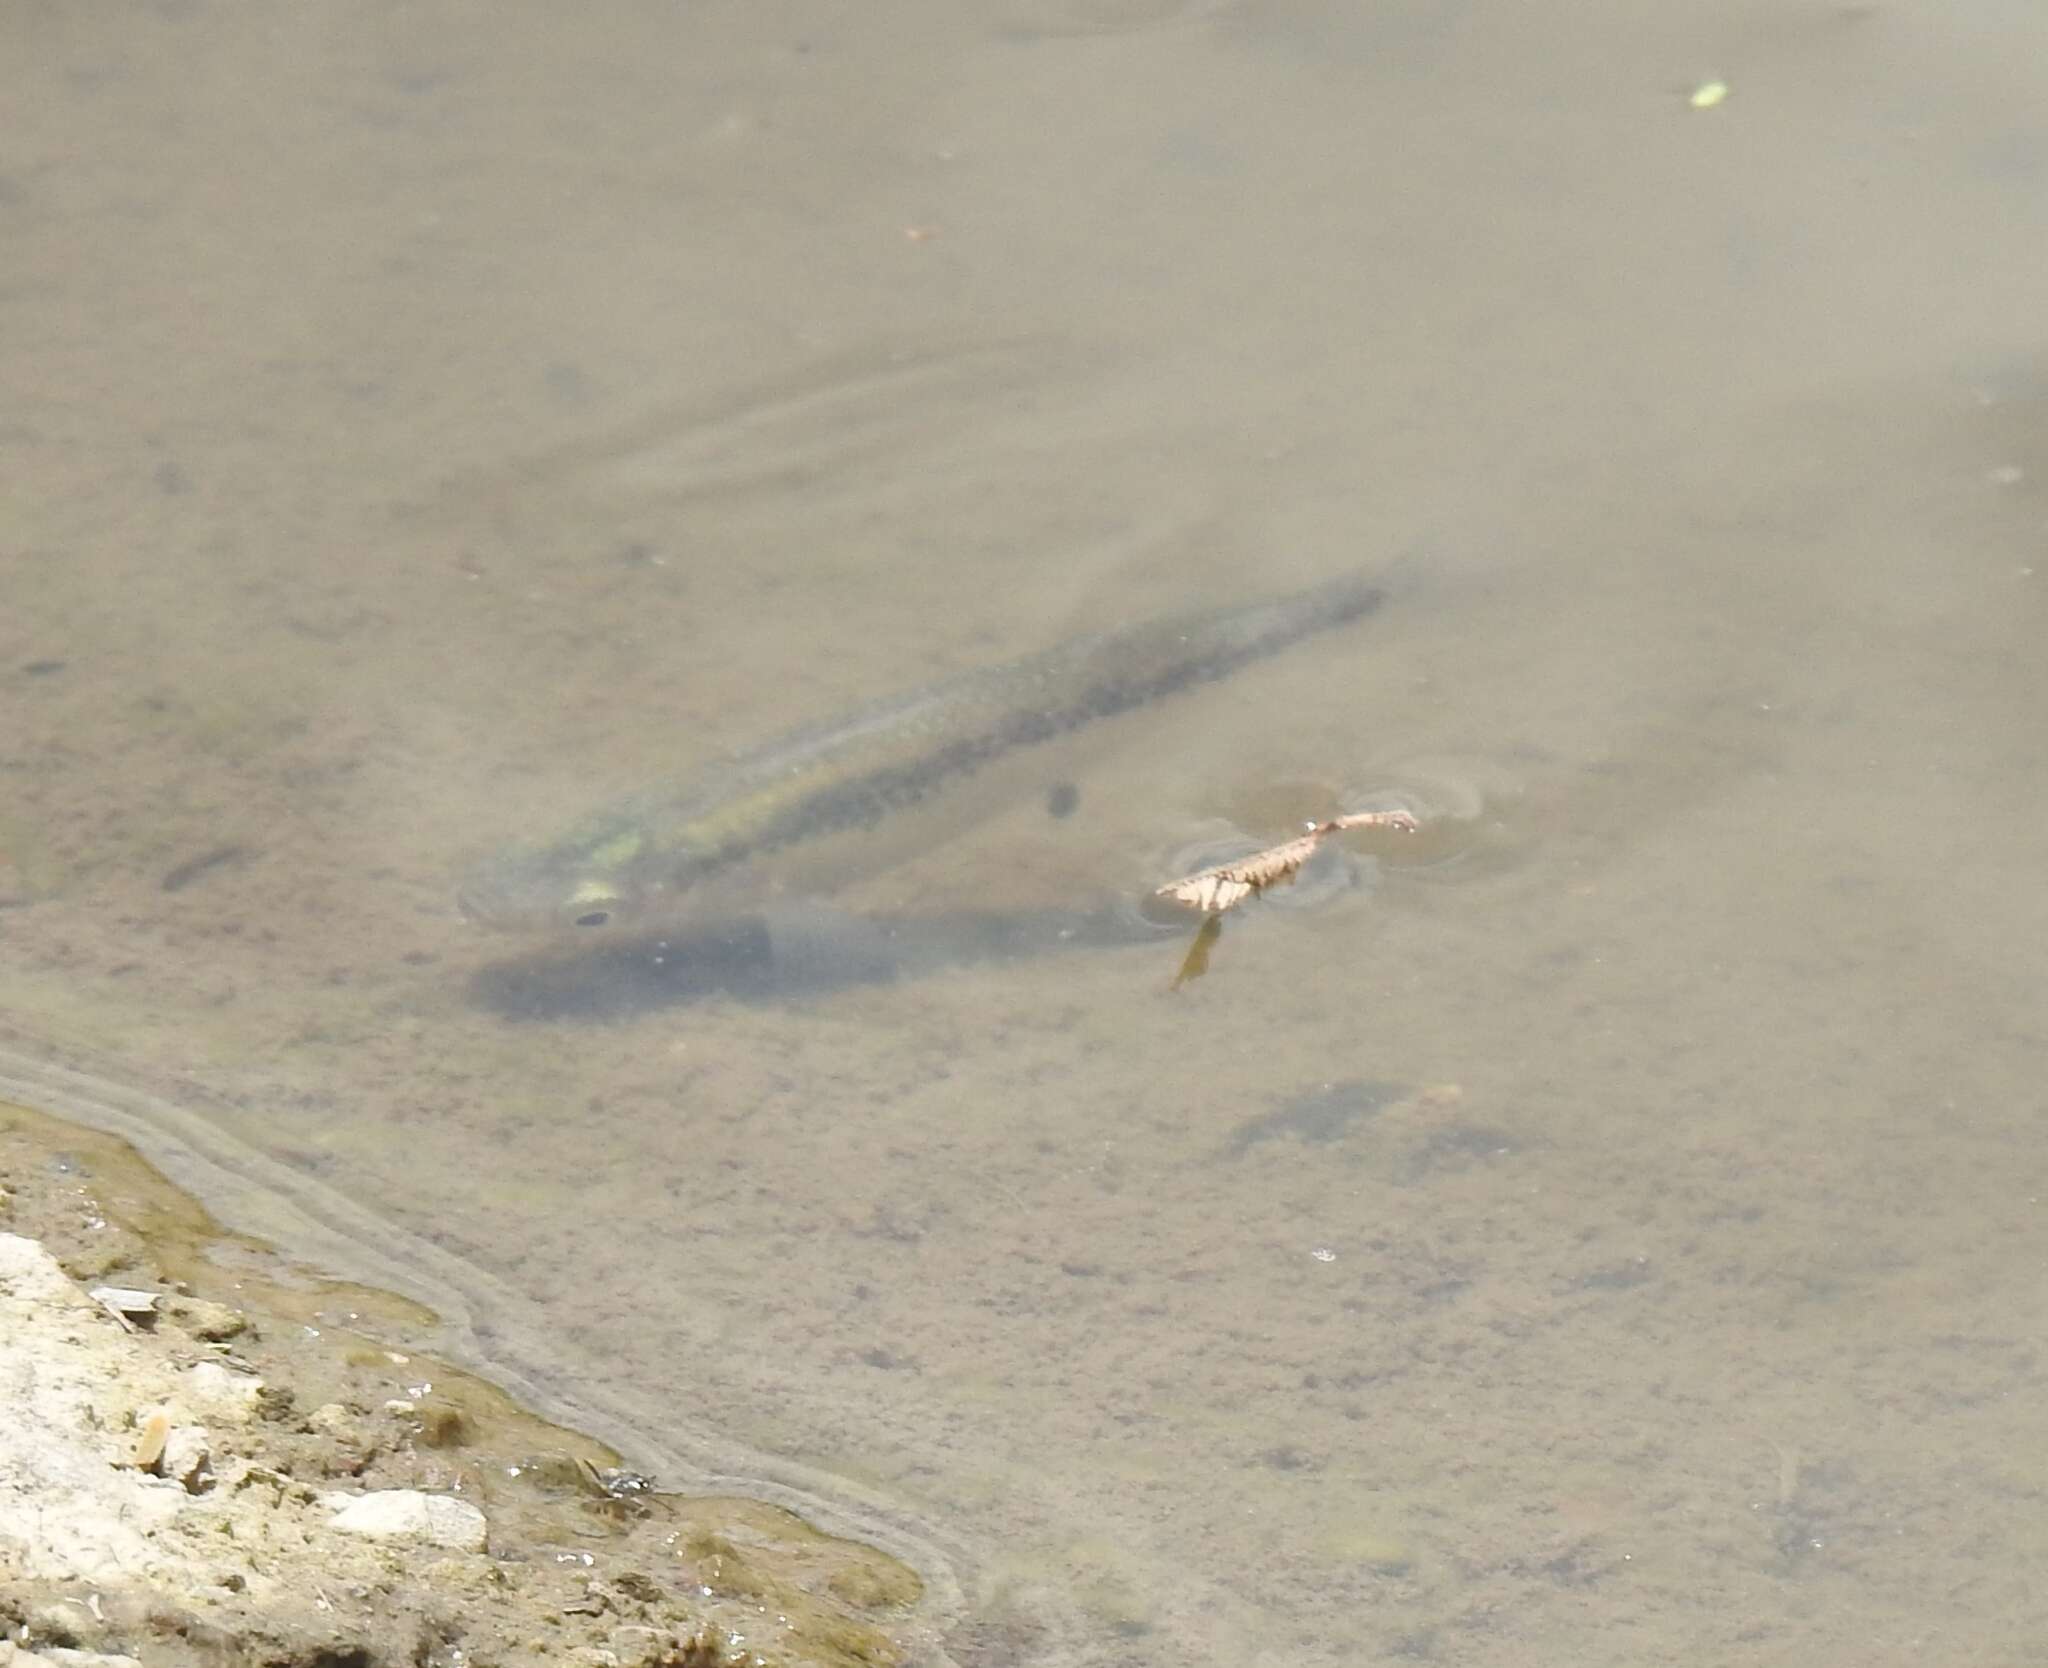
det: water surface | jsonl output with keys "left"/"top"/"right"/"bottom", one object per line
{"left": 6, "top": 3, "right": 2048, "bottom": 1663}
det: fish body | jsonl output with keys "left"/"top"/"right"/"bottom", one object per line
{"left": 459, "top": 572, "right": 1385, "bottom": 931}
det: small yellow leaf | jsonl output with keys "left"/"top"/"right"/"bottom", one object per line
{"left": 1169, "top": 913, "right": 1224, "bottom": 990}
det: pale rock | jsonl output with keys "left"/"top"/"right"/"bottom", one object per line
{"left": 307, "top": 1401, "right": 359, "bottom": 1439}
{"left": 164, "top": 1295, "right": 246, "bottom": 1341}
{"left": 159, "top": 1426, "right": 212, "bottom": 1492}
{"left": 183, "top": 1360, "right": 263, "bottom": 1422}
{"left": 0, "top": 1233, "right": 93, "bottom": 1310}
{"left": 327, "top": 1488, "right": 488, "bottom": 1552}
{"left": 0, "top": 1235, "right": 186, "bottom": 1582}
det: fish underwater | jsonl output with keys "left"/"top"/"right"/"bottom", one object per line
{"left": 458, "top": 571, "right": 1387, "bottom": 933}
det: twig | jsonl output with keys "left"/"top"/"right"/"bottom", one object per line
{"left": 1154, "top": 809, "right": 1418, "bottom": 915}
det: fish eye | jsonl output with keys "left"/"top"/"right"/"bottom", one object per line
{"left": 565, "top": 877, "right": 623, "bottom": 928}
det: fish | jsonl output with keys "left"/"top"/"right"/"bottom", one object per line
{"left": 458, "top": 571, "right": 1387, "bottom": 932}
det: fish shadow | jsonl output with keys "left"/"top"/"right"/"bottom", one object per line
{"left": 467, "top": 902, "right": 1173, "bottom": 1022}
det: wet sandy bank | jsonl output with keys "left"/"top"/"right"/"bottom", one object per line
{"left": 0, "top": 1098, "right": 926, "bottom": 1668}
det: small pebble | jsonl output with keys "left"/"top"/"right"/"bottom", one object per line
{"left": 160, "top": 1427, "right": 212, "bottom": 1493}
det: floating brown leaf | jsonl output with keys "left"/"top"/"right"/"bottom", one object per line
{"left": 1155, "top": 808, "right": 1419, "bottom": 915}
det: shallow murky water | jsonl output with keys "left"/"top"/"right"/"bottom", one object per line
{"left": 8, "top": 3, "right": 2048, "bottom": 1663}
